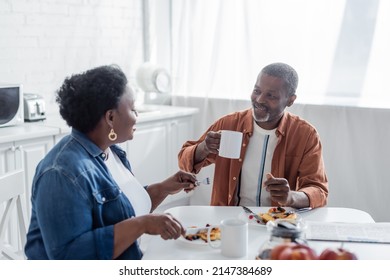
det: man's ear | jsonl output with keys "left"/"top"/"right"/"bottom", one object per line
{"left": 287, "top": 94, "right": 297, "bottom": 107}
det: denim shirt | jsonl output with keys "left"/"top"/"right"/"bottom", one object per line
{"left": 25, "top": 129, "right": 143, "bottom": 259}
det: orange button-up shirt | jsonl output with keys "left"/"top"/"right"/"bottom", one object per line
{"left": 178, "top": 109, "right": 328, "bottom": 208}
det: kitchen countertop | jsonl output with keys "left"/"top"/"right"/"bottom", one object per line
{"left": 0, "top": 105, "right": 199, "bottom": 143}
{"left": 0, "top": 123, "right": 59, "bottom": 143}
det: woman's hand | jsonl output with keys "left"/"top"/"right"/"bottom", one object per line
{"left": 160, "top": 170, "right": 197, "bottom": 195}
{"left": 140, "top": 213, "right": 185, "bottom": 240}
{"left": 113, "top": 213, "right": 184, "bottom": 257}
{"left": 146, "top": 170, "right": 197, "bottom": 211}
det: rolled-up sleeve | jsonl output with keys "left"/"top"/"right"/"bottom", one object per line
{"left": 296, "top": 131, "right": 328, "bottom": 208}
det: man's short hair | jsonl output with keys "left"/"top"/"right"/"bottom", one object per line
{"left": 261, "top": 63, "right": 299, "bottom": 96}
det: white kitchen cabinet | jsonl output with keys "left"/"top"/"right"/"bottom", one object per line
{"left": 126, "top": 121, "right": 169, "bottom": 185}
{"left": 125, "top": 113, "right": 196, "bottom": 208}
{"left": 0, "top": 142, "right": 24, "bottom": 174}
{"left": 167, "top": 117, "right": 193, "bottom": 174}
{"left": 164, "top": 115, "right": 196, "bottom": 206}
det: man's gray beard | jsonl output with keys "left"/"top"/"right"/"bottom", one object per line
{"left": 253, "top": 112, "right": 270, "bottom": 123}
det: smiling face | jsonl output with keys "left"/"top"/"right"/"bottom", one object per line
{"left": 111, "top": 86, "right": 138, "bottom": 142}
{"left": 251, "top": 73, "right": 296, "bottom": 130}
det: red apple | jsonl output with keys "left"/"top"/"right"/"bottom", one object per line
{"left": 270, "top": 242, "right": 296, "bottom": 260}
{"left": 270, "top": 242, "right": 318, "bottom": 260}
{"left": 319, "top": 247, "right": 358, "bottom": 260}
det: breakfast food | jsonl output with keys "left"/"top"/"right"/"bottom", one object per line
{"left": 198, "top": 227, "right": 221, "bottom": 242}
{"left": 184, "top": 226, "right": 200, "bottom": 241}
{"left": 184, "top": 224, "right": 221, "bottom": 242}
{"left": 259, "top": 207, "right": 297, "bottom": 223}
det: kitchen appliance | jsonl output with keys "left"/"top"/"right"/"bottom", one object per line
{"left": 23, "top": 93, "right": 46, "bottom": 121}
{"left": 136, "top": 62, "right": 172, "bottom": 105}
{"left": 0, "top": 84, "right": 24, "bottom": 127}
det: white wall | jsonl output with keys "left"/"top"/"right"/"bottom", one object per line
{"left": 0, "top": 0, "right": 144, "bottom": 115}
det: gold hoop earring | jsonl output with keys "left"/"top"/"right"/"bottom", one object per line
{"left": 108, "top": 129, "right": 117, "bottom": 141}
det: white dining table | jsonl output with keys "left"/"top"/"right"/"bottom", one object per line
{"left": 141, "top": 206, "right": 390, "bottom": 260}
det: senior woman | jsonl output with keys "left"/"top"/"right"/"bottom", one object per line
{"left": 25, "top": 65, "right": 197, "bottom": 260}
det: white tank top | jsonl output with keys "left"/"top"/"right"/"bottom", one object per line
{"left": 104, "top": 148, "right": 152, "bottom": 216}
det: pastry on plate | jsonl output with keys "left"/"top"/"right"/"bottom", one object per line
{"left": 184, "top": 225, "right": 221, "bottom": 242}
{"left": 259, "top": 207, "right": 297, "bottom": 223}
{"left": 198, "top": 227, "right": 221, "bottom": 242}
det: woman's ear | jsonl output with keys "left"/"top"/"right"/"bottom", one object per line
{"left": 105, "top": 110, "right": 115, "bottom": 126}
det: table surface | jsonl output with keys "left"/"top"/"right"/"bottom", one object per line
{"left": 141, "top": 206, "right": 390, "bottom": 260}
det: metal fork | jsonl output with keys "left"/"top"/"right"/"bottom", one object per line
{"left": 291, "top": 207, "right": 312, "bottom": 214}
{"left": 241, "top": 206, "right": 265, "bottom": 225}
{"left": 195, "top": 177, "right": 210, "bottom": 186}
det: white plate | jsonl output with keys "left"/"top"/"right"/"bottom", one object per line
{"left": 176, "top": 235, "right": 221, "bottom": 248}
{"left": 177, "top": 226, "right": 221, "bottom": 247}
{"left": 238, "top": 211, "right": 302, "bottom": 228}
{"left": 176, "top": 236, "right": 210, "bottom": 247}
{"left": 238, "top": 212, "right": 266, "bottom": 227}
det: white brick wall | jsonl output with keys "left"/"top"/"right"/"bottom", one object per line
{"left": 0, "top": 0, "right": 144, "bottom": 114}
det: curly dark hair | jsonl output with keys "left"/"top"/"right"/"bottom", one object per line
{"left": 56, "top": 65, "right": 128, "bottom": 133}
{"left": 261, "top": 62, "right": 299, "bottom": 96}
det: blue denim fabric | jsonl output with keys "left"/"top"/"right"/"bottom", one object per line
{"left": 25, "top": 129, "right": 143, "bottom": 259}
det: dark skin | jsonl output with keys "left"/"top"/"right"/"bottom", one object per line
{"left": 194, "top": 73, "right": 309, "bottom": 208}
{"left": 87, "top": 87, "right": 197, "bottom": 259}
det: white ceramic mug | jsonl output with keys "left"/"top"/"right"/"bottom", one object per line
{"left": 207, "top": 218, "right": 248, "bottom": 258}
{"left": 219, "top": 130, "right": 243, "bottom": 159}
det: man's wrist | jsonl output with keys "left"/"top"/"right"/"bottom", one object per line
{"left": 288, "top": 191, "right": 310, "bottom": 208}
